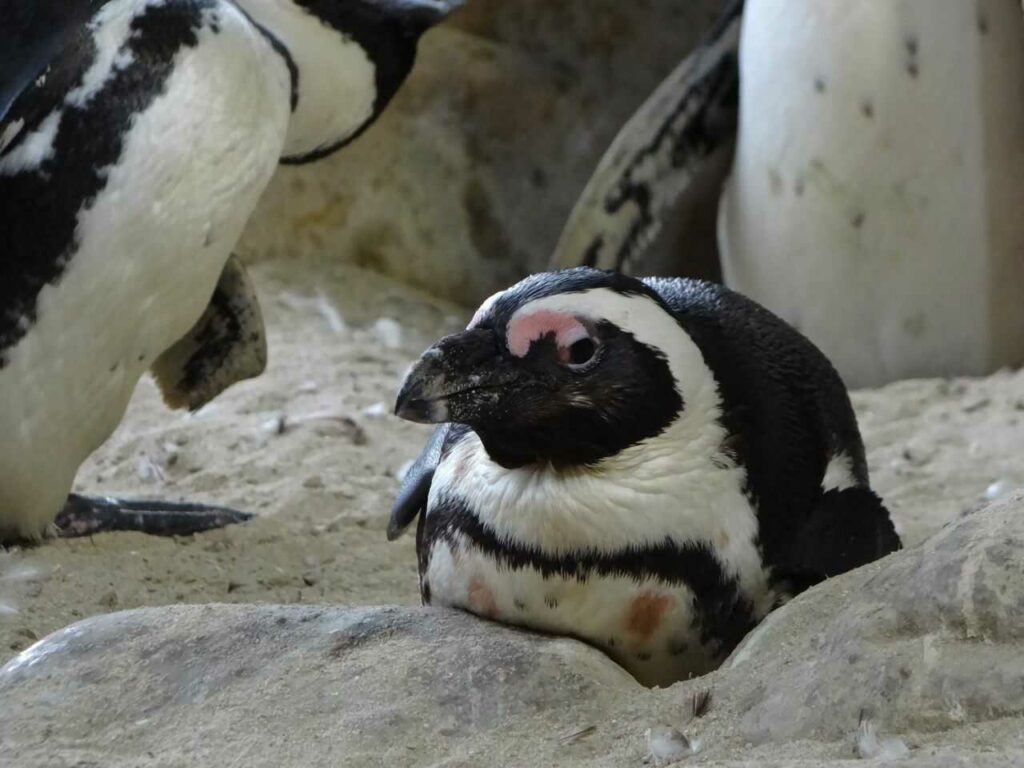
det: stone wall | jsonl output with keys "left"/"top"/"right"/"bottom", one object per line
{"left": 236, "top": 1, "right": 728, "bottom": 305}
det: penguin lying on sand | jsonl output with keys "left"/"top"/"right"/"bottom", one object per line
{"left": 0, "top": 0, "right": 460, "bottom": 542}
{"left": 552, "top": 0, "right": 1024, "bottom": 388}
{"left": 389, "top": 267, "right": 900, "bottom": 687}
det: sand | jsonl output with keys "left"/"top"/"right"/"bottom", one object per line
{"left": 2, "top": 255, "right": 1022, "bottom": 661}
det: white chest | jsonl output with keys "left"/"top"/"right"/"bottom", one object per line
{"left": 420, "top": 433, "right": 778, "bottom": 686}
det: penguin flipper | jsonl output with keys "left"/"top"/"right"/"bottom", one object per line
{"left": 388, "top": 424, "right": 450, "bottom": 541}
{"left": 151, "top": 255, "right": 268, "bottom": 412}
{"left": 779, "top": 487, "right": 902, "bottom": 592}
{"left": 52, "top": 494, "right": 253, "bottom": 539}
{"left": 549, "top": 0, "right": 743, "bottom": 274}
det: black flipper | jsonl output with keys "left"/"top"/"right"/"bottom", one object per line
{"left": 150, "top": 255, "right": 268, "bottom": 412}
{"left": 549, "top": 0, "right": 744, "bottom": 274}
{"left": 387, "top": 424, "right": 450, "bottom": 541}
{"left": 779, "top": 487, "right": 902, "bottom": 593}
{"left": 53, "top": 494, "right": 253, "bottom": 538}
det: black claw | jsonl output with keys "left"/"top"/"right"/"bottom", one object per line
{"left": 54, "top": 494, "right": 254, "bottom": 538}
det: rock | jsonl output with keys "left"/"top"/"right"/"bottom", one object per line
{"left": 713, "top": 492, "right": 1024, "bottom": 745}
{"left": 236, "top": 2, "right": 731, "bottom": 304}
{"left": 5, "top": 497, "right": 1024, "bottom": 766}
{"left": 0, "top": 605, "right": 642, "bottom": 768}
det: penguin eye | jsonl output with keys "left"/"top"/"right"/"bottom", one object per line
{"left": 567, "top": 337, "right": 597, "bottom": 367}
{"left": 565, "top": 337, "right": 598, "bottom": 370}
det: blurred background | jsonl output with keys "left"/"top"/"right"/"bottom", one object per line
{"left": 236, "top": 0, "right": 729, "bottom": 303}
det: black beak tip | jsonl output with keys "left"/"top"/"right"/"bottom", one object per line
{"left": 394, "top": 395, "right": 447, "bottom": 425}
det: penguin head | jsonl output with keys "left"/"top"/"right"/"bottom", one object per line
{"left": 396, "top": 268, "right": 688, "bottom": 469}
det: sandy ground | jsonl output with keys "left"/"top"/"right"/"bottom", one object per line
{"left": 2, "top": 256, "right": 1023, "bottom": 661}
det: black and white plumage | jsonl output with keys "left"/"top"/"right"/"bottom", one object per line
{"left": 390, "top": 267, "right": 900, "bottom": 687}
{"left": 551, "top": 0, "right": 1024, "bottom": 388}
{"left": 0, "top": 0, "right": 458, "bottom": 540}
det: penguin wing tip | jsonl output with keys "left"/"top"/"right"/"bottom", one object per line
{"left": 385, "top": 519, "right": 407, "bottom": 542}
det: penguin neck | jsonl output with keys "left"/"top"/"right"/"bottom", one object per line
{"left": 437, "top": 408, "right": 746, "bottom": 557}
{"left": 234, "top": 0, "right": 378, "bottom": 162}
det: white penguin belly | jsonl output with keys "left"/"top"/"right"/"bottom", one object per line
{"left": 0, "top": 0, "right": 292, "bottom": 537}
{"left": 421, "top": 432, "right": 777, "bottom": 687}
{"left": 718, "top": 0, "right": 1024, "bottom": 387}
{"left": 425, "top": 536, "right": 721, "bottom": 687}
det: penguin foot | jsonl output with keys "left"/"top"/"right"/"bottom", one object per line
{"left": 53, "top": 494, "right": 254, "bottom": 538}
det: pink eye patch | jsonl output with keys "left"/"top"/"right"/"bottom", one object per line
{"left": 506, "top": 310, "right": 590, "bottom": 359}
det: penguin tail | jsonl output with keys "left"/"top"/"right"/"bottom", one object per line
{"left": 52, "top": 495, "right": 253, "bottom": 538}
{"left": 777, "top": 487, "right": 902, "bottom": 592}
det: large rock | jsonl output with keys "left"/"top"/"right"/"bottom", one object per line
{"left": 237, "top": 1, "right": 729, "bottom": 304}
{"left": 713, "top": 491, "right": 1024, "bottom": 744}
{"left": 0, "top": 604, "right": 648, "bottom": 768}
{"left": 4, "top": 495, "right": 1024, "bottom": 766}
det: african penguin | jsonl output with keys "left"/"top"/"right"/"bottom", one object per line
{"left": 0, "top": 0, "right": 459, "bottom": 542}
{"left": 550, "top": 0, "right": 1024, "bottom": 388}
{"left": 389, "top": 267, "right": 901, "bottom": 687}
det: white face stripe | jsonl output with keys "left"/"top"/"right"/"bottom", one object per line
{"left": 507, "top": 288, "right": 707, "bottom": 399}
{"left": 468, "top": 289, "right": 504, "bottom": 329}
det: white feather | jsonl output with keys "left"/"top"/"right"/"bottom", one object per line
{"left": 822, "top": 452, "right": 857, "bottom": 492}
{"left": 0, "top": 112, "right": 62, "bottom": 175}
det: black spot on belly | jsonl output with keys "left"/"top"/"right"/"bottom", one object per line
{"left": 977, "top": 12, "right": 988, "bottom": 35}
{"left": 0, "top": 2, "right": 213, "bottom": 361}
{"left": 513, "top": 598, "right": 526, "bottom": 611}
{"left": 668, "top": 637, "right": 689, "bottom": 656}
{"left": 860, "top": 100, "right": 874, "bottom": 119}
{"left": 850, "top": 211, "right": 866, "bottom": 229}
{"left": 813, "top": 77, "right": 826, "bottom": 94}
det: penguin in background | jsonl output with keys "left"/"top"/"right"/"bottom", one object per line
{"left": 0, "top": 0, "right": 461, "bottom": 542}
{"left": 550, "top": 0, "right": 1024, "bottom": 389}
{"left": 389, "top": 267, "right": 901, "bottom": 687}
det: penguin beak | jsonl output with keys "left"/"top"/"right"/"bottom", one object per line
{"left": 395, "top": 328, "right": 514, "bottom": 425}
